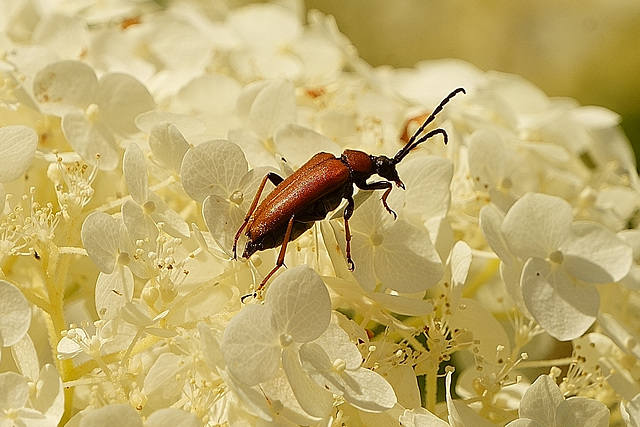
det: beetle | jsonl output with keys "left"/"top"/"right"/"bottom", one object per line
{"left": 233, "top": 87, "right": 465, "bottom": 296}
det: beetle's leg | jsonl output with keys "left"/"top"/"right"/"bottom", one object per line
{"left": 356, "top": 180, "right": 398, "bottom": 220}
{"left": 255, "top": 214, "right": 296, "bottom": 295}
{"left": 233, "top": 172, "right": 284, "bottom": 258}
{"left": 343, "top": 194, "right": 355, "bottom": 270}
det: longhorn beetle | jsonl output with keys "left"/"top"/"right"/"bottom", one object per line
{"left": 233, "top": 87, "right": 465, "bottom": 296}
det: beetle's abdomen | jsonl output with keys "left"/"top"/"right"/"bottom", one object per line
{"left": 246, "top": 153, "right": 350, "bottom": 243}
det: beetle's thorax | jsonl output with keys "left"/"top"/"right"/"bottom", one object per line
{"left": 341, "top": 150, "right": 373, "bottom": 175}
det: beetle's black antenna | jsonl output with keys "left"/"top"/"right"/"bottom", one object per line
{"left": 393, "top": 87, "right": 466, "bottom": 164}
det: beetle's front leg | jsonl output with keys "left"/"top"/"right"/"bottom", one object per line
{"left": 356, "top": 180, "right": 398, "bottom": 220}
{"left": 233, "top": 172, "right": 284, "bottom": 258}
{"left": 343, "top": 193, "right": 355, "bottom": 271}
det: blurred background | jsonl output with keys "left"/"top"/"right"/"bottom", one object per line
{"left": 303, "top": 0, "right": 640, "bottom": 164}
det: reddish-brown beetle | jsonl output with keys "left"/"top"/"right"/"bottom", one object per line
{"left": 233, "top": 87, "right": 465, "bottom": 295}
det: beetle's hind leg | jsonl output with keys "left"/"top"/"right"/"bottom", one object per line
{"left": 343, "top": 193, "right": 355, "bottom": 270}
{"left": 233, "top": 172, "right": 284, "bottom": 259}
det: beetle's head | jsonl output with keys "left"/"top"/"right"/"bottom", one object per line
{"left": 374, "top": 155, "right": 405, "bottom": 189}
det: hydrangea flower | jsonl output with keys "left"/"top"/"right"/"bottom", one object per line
{"left": 0, "top": 1, "right": 638, "bottom": 426}
{"left": 505, "top": 375, "right": 609, "bottom": 427}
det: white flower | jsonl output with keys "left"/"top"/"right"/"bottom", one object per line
{"left": 229, "top": 78, "right": 297, "bottom": 168}
{"left": 123, "top": 142, "right": 189, "bottom": 238}
{"left": 330, "top": 190, "right": 444, "bottom": 293}
{"left": 505, "top": 375, "right": 609, "bottom": 427}
{"left": 33, "top": 60, "right": 155, "bottom": 170}
{"left": 482, "top": 192, "right": 632, "bottom": 341}
{"left": 300, "top": 320, "right": 397, "bottom": 412}
{"left": 220, "top": 265, "right": 334, "bottom": 417}
{"left": 182, "top": 138, "right": 272, "bottom": 256}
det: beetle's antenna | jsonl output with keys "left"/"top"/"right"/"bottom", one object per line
{"left": 393, "top": 87, "right": 466, "bottom": 163}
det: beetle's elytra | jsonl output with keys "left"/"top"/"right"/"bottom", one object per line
{"left": 233, "top": 87, "right": 466, "bottom": 296}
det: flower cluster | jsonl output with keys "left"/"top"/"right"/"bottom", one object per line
{"left": 0, "top": 0, "right": 638, "bottom": 426}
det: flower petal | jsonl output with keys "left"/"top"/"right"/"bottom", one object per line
{"left": 220, "top": 304, "right": 280, "bottom": 386}
{"left": 521, "top": 258, "right": 599, "bottom": 341}
{"left": 0, "top": 280, "right": 31, "bottom": 347}
{"left": 518, "top": 375, "right": 563, "bottom": 424}
{"left": 563, "top": 222, "right": 632, "bottom": 283}
{"left": 556, "top": 397, "right": 610, "bottom": 427}
{"left": 503, "top": 193, "right": 573, "bottom": 260}
{"left": 0, "top": 125, "right": 38, "bottom": 183}
{"left": 267, "top": 265, "right": 331, "bottom": 343}
{"left": 33, "top": 60, "right": 97, "bottom": 116}
{"left": 180, "top": 139, "right": 248, "bottom": 203}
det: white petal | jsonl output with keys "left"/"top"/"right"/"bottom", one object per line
{"left": 228, "top": 4, "right": 301, "bottom": 48}
{"left": 135, "top": 111, "right": 206, "bottom": 138}
{"left": 0, "top": 125, "right": 38, "bottom": 183}
{"left": 218, "top": 368, "right": 273, "bottom": 422}
{"left": 96, "top": 73, "right": 155, "bottom": 135}
{"left": 247, "top": 78, "right": 296, "bottom": 139}
{"left": 391, "top": 154, "right": 454, "bottom": 220}
{"left": 399, "top": 408, "right": 450, "bottom": 427}
{"left": 556, "top": 397, "right": 610, "bottom": 427}
{"left": 597, "top": 313, "right": 640, "bottom": 360}
{"left": 95, "top": 267, "right": 134, "bottom": 321}
{"left": 467, "top": 128, "right": 505, "bottom": 192}
{"left": 32, "top": 13, "right": 86, "bottom": 59}
{"left": 0, "top": 280, "right": 31, "bottom": 347}
{"left": 143, "top": 353, "right": 187, "bottom": 397}
{"left": 180, "top": 139, "right": 248, "bottom": 203}
{"left": 148, "top": 122, "right": 189, "bottom": 173}
{"left": 123, "top": 143, "right": 148, "bottom": 204}
{"left": 273, "top": 124, "right": 341, "bottom": 169}
{"left": 220, "top": 304, "right": 280, "bottom": 386}
{"left": 78, "top": 404, "right": 142, "bottom": 427}
{"left": 177, "top": 74, "right": 241, "bottom": 115}
{"left": 570, "top": 105, "right": 621, "bottom": 129}
{"left": 374, "top": 220, "right": 444, "bottom": 293}
{"left": 281, "top": 346, "right": 334, "bottom": 419}
{"left": 521, "top": 258, "right": 599, "bottom": 341}
{"left": 81, "top": 212, "right": 122, "bottom": 274}
{"left": 450, "top": 240, "right": 472, "bottom": 308}
{"left": 56, "top": 329, "right": 86, "bottom": 360}
{"left": 310, "top": 321, "right": 362, "bottom": 369}
{"left": 502, "top": 193, "right": 572, "bottom": 260}
{"left": 33, "top": 60, "right": 97, "bottom": 116}
{"left": 518, "top": 375, "right": 563, "bottom": 425}
{"left": 145, "top": 408, "right": 201, "bottom": 427}
{"left": 0, "top": 371, "right": 29, "bottom": 409}
{"left": 148, "top": 192, "right": 190, "bottom": 238}
{"left": 449, "top": 298, "right": 511, "bottom": 362}
{"left": 479, "top": 203, "right": 512, "bottom": 263}
{"left": 386, "top": 365, "right": 421, "bottom": 410}
{"left": 367, "top": 292, "right": 434, "bottom": 317}
{"left": 11, "top": 334, "right": 39, "bottom": 381}
{"left": 341, "top": 367, "right": 397, "bottom": 413}
{"left": 31, "top": 365, "right": 64, "bottom": 424}
{"left": 267, "top": 265, "right": 331, "bottom": 343}
{"left": 261, "top": 373, "right": 323, "bottom": 426}
{"left": 121, "top": 199, "right": 158, "bottom": 244}
{"left": 202, "top": 194, "right": 243, "bottom": 258}
{"left": 62, "top": 111, "right": 119, "bottom": 170}
{"left": 347, "top": 227, "right": 378, "bottom": 292}
{"left": 563, "top": 222, "right": 632, "bottom": 283}
{"left": 198, "top": 322, "right": 224, "bottom": 372}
